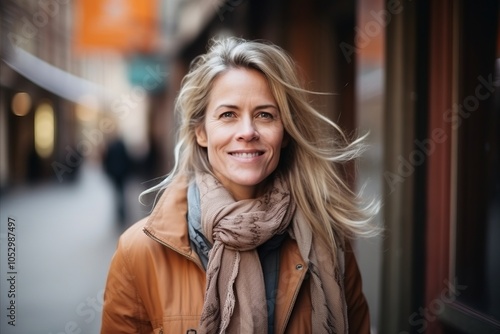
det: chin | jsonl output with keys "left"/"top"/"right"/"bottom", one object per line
{"left": 239, "top": 175, "right": 275, "bottom": 189}
{"left": 234, "top": 178, "right": 266, "bottom": 187}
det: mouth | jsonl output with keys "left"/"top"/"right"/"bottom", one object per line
{"left": 229, "top": 151, "right": 264, "bottom": 158}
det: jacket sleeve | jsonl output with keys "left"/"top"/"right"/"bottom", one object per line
{"left": 101, "top": 230, "right": 152, "bottom": 334}
{"left": 344, "top": 241, "right": 371, "bottom": 334}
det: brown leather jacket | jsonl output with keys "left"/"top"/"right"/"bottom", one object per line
{"left": 101, "top": 180, "right": 371, "bottom": 334}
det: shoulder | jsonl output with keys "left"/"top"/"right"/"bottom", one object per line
{"left": 343, "top": 240, "right": 371, "bottom": 333}
{"left": 115, "top": 217, "right": 167, "bottom": 268}
{"left": 118, "top": 218, "right": 155, "bottom": 252}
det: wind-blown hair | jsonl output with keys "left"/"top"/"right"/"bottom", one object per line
{"left": 143, "top": 37, "right": 379, "bottom": 251}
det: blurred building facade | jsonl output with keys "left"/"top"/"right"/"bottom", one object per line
{"left": 1, "top": 1, "right": 79, "bottom": 186}
{"left": 381, "top": 1, "right": 499, "bottom": 333}
{"left": 1, "top": 0, "right": 499, "bottom": 333}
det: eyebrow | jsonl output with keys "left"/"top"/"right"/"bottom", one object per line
{"left": 215, "top": 104, "right": 279, "bottom": 111}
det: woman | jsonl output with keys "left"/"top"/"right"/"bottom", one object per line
{"left": 101, "top": 37, "right": 379, "bottom": 334}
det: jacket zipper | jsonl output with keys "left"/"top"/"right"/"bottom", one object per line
{"left": 143, "top": 228, "right": 206, "bottom": 272}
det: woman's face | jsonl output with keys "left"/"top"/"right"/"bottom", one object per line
{"left": 196, "top": 68, "right": 286, "bottom": 200}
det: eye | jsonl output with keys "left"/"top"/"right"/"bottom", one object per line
{"left": 257, "top": 112, "right": 274, "bottom": 119}
{"left": 220, "top": 111, "right": 235, "bottom": 118}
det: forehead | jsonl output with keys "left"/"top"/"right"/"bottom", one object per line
{"left": 208, "top": 68, "right": 276, "bottom": 103}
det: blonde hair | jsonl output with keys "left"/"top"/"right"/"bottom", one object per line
{"left": 143, "top": 37, "right": 379, "bottom": 250}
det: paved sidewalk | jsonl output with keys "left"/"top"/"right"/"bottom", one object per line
{"left": 0, "top": 162, "right": 149, "bottom": 334}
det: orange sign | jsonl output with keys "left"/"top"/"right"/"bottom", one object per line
{"left": 74, "top": 0, "right": 159, "bottom": 53}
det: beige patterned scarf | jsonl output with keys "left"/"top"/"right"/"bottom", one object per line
{"left": 196, "top": 172, "right": 347, "bottom": 333}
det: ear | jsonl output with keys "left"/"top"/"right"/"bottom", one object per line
{"left": 195, "top": 125, "right": 208, "bottom": 147}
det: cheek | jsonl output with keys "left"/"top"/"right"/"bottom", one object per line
{"left": 271, "top": 128, "right": 286, "bottom": 150}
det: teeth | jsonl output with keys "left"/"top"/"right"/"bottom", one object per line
{"left": 231, "top": 152, "right": 261, "bottom": 158}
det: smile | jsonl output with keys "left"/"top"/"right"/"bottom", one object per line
{"left": 229, "top": 152, "right": 263, "bottom": 158}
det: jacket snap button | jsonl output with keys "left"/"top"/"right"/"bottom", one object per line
{"left": 296, "top": 264, "right": 304, "bottom": 270}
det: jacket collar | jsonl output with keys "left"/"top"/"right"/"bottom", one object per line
{"left": 143, "top": 177, "right": 203, "bottom": 267}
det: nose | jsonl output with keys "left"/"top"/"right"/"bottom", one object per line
{"left": 236, "top": 117, "right": 259, "bottom": 141}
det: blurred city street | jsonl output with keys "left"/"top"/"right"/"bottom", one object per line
{"left": 0, "top": 162, "right": 148, "bottom": 334}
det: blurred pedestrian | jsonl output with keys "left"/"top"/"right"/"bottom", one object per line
{"left": 103, "top": 136, "right": 132, "bottom": 226}
{"left": 101, "top": 37, "right": 379, "bottom": 333}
